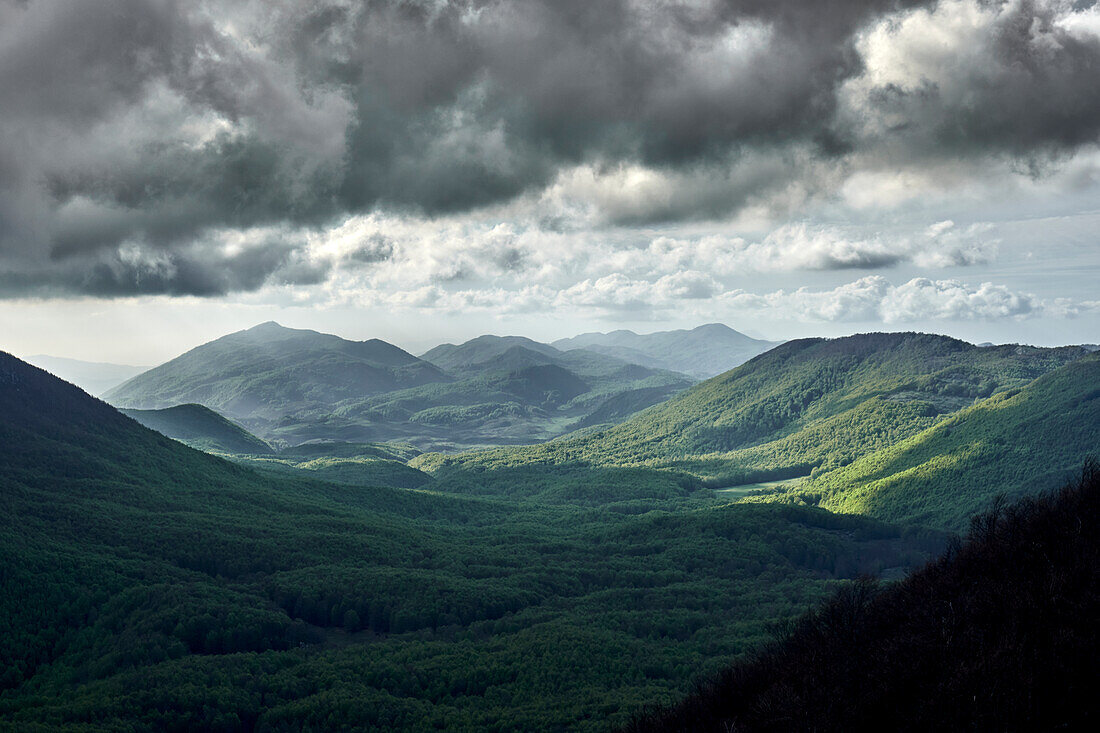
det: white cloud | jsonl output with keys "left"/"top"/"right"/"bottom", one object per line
{"left": 720, "top": 276, "right": 1070, "bottom": 324}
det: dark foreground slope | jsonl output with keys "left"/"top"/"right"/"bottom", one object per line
{"left": 627, "top": 465, "right": 1100, "bottom": 733}
{"left": 0, "top": 352, "right": 943, "bottom": 731}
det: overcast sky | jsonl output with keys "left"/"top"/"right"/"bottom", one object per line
{"left": 2, "top": 0, "right": 1100, "bottom": 364}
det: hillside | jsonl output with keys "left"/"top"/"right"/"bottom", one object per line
{"left": 553, "top": 323, "right": 779, "bottom": 379}
{"left": 105, "top": 323, "right": 694, "bottom": 448}
{"left": 0, "top": 351, "right": 943, "bottom": 731}
{"left": 121, "top": 403, "right": 274, "bottom": 454}
{"left": 23, "top": 354, "right": 148, "bottom": 396}
{"left": 627, "top": 466, "right": 1100, "bottom": 732}
{"left": 418, "top": 333, "right": 1088, "bottom": 485}
{"left": 118, "top": 404, "right": 435, "bottom": 489}
{"left": 797, "top": 353, "right": 1100, "bottom": 531}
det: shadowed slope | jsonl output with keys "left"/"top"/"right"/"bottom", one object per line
{"left": 121, "top": 403, "right": 274, "bottom": 454}
{"left": 626, "top": 465, "right": 1100, "bottom": 732}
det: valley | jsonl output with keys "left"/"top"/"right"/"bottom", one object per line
{"left": 3, "top": 325, "right": 1098, "bottom": 731}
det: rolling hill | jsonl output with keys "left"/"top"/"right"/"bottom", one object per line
{"left": 553, "top": 323, "right": 780, "bottom": 378}
{"left": 799, "top": 353, "right": 1100, "bottom": 530}
{"left": 120, "top": 403, "right": 274, "bottom": 454}
{"left": 416, "top": 333, "right": 1090, "bottom": 494}
{"left": 105, "top": 323, "right": 695, "bottom": 448}
{"left": 118, "top": 402, "right": 434, "bottom": 490}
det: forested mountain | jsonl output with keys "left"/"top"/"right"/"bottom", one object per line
{"left": 627, "top": 467, "right": 1100, "bottom": 732}
{"left": 104, "top": 323, "right": 694, "bottom": 449}
{"left": 0, "top": 350, "right": 944, "bottom": 731}
{"left": 121, "top": 403, "right": 274, "bottom": 455}
{"left": 104, "top": 321, "right": 448, "bottom": 420}
{"left": 800, "top": 353, "right": 1100, "bottom": 530}
{"left": 416, "top": 333, "right": 1090, "bottom": 495}
{"left": 23, "top": 354, "right": 148, "bottom": 396}
{"left": 553, "top": 323, "right": 779, "bottom": 379}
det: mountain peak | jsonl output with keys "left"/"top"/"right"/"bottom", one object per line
{"left": 692, "top": 323, "right": 741, "bottom": 335}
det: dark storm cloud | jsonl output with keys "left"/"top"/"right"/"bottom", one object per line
{"left": 0, "top": 234, "right": 329, "bottom": 298}
{"left": 1, "top": 0, "right": 1099, "bottom": 297}
{"left": 853, "top": 0, "right": 1100, "bottom": 162}
{"left": 346, "top": 234, "right": 395, "bottom": 265}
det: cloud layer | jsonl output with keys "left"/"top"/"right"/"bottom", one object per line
{"left": 1, "top": 0, "right": 1099, "bottom": 300}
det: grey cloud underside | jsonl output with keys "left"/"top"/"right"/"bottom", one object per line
{"left": 1, "top": 0, "right": 1099, "bottom": 296}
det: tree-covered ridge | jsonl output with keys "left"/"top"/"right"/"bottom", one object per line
{"left": 0, "top": 352, "right": 944, "bottom": 731}
{"left": 415, "top": 333, "right": 1088, "bottom": 486}
{"left": 627, "top": 465, "right": 1100, "bottom": 732}
{"left": 789, "top": 353, "right": 1100, "bottom": 531}
{"left": 120, "top": 403, "right": 274, "bottom": 455}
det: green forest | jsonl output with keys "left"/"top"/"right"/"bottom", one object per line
{"left": 3, "top": 328, "right": 1098, "bottom": 730}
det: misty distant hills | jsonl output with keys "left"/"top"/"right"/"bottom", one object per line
{"left": 103, "top": 321, "right": 449, "bottom": 429}
{"left": 552, "top": 323, "right": 779, "bottom": 379}
{"left": 120, "top": 404, "right": 274, "bottom": 455}
{"left": 420, "top": 335, "right": 562, "bottom": 372}
{"left": 23, "top": 354, "right": 149, "bottom": 396}
{"left": 104, "top": 322, "right": 695, "bottom": 448}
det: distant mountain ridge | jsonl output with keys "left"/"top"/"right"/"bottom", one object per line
{"left": 420, "top": 335, "right": 562, "bottom": 372}
{"left": 104, "top": 323, "right": 695, "bottom": 448}
{"left": 23, "top": 354, "right": 149, "bottom": 396}
{"left": 552, "top": 323, "right": 779, "bottom": 378}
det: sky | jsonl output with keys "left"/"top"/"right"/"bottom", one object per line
{"left": 2, "top": 0, "right": 1100, "bottom": 364}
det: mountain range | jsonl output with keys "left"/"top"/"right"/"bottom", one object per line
{"left": 417, "top": 332, "right": 1097, "bottom": 531}
{"left": 104, "top": 322, "right": 700, "bottom": 448}
{"left": 552, "top": 323, "right": 779, "bottom": 379}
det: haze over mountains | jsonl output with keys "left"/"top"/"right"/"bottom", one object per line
{"left": 553, "top": 324, "right": 778, "bottom": 379}
{"left": 104, "top": 322, "right": 770, "bottom": 449}
{"left": 22, "top": 354, "right": 149, "bottom": 396}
